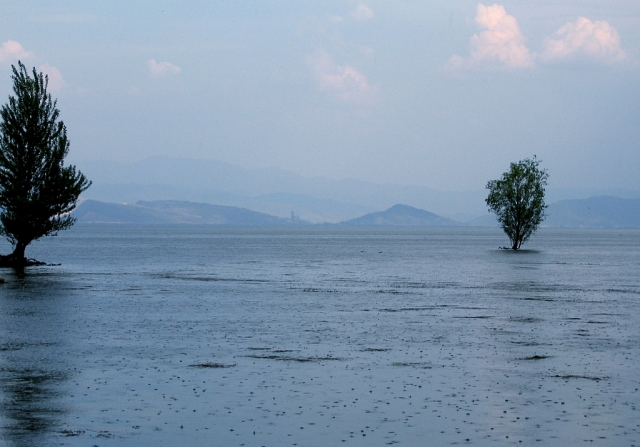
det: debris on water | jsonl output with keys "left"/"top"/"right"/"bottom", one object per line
{"left": 510, "top": 317, "right": 542, "bottom": 323}
{"left": 380, "top": 307, "right": 432, "bottom": 312}
{"left": 94, "top": 432, "right": 114, "bottom": 439}
{"left": 519, "top": 355, "right": 550, "bottom": 360}
{"left": 554, "top": 374, "right": 608, "bottom": 381}
{"left": 60, "top": 429, "right": 85, "bottom": 437}
{"left": 392, "top": 362, "right": 432, "bottom": 369}
{"left": 189, "top": 363, "right": 236, "bottom": 369}
{"left": 246, "top": 354, "right": 343, "bottom": 362}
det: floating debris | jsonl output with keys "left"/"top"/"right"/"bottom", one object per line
{"left": 60, "top": 429, "right": 85, "bottom": 437}
{"left": 392, "top": 362, "right": 432, "bottom": 369}
{"left": 510, "top": 317, "right": 542, "bottom": 323}
{"left": 246, "top": 354, "right": 343, "bottom": 362}
{"left": 189, "top": 363, "right": 236, "bottom": 369}
{"left": 519, "top": 355, "right": 550, "bottom": 360}
{"left": 553, "top": 374, "right": 608, "bottom": 381}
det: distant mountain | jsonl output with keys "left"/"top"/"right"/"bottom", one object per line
{"left": 85, "top": 183, "right": 374, "bottom": 224}
{"left": 79, "top": 157, "right": 640, "bottom": 224}
{"left": 466, "top": 196, "right": 640, "bottom": 228}
{"left": 78, "top": 157, "right": 488, "bottom": 222}
{"left": 545, "top": 196, "right": 640, "bottom": 228}
{"left": 73, "top": 197, "right": 640, "bottom": 228}
{"left": 466, "top": 213, "right": 499, "bottom": 227}
{"left": 340, "top": 204, "right": 464, "bottom": 227}
{"left": 73, "top": 200, "right": 294, "bottom": 225}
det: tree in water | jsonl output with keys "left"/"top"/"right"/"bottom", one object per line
{"left": 0, "top": 62, "right": 90, "bottom": 266}
{"left": 486, "top": 157, "right": 548, "bottom": 250}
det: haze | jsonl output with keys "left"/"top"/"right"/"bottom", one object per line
{"left": 1, "top": 1, "right": 638, "bottom": 193}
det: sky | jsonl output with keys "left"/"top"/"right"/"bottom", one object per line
{"left": 0, "top": 1, "right": 639, "bottom": 192}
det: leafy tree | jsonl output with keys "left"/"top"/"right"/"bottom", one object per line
{"left": 0, "top": 62, "right": 90, "bottom": 265}
{"left": 486, "top": 156, "right": 548, "bottom": 250}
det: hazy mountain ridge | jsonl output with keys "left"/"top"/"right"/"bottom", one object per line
{"left": 74, "top": 197, "right": 640, "bottom": 228}
{"left": 79, "top": 157, "right": 487, "bottom": 222}
{"left": 466, "top": 196, "right": 640, "bottom": 228}
{"left": 74, "top": 200, "right": 294, "bottom": 225}
{"left": 340, "top": 204, "right": 463, "bottom": 227}
{"left": 80, "top": 157, "right": 640, "bottom": 224}
{"left": 545, "top": 196, "right": 640, "bottom": 228}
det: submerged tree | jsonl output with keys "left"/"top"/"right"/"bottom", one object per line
{"left": 0, "top": 62, "right": 90, "bottom": 265}
{"left": 486, "top": 156, "right": 548, "bottom": 250}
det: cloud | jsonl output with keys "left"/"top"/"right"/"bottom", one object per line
{"left": 0, "top": 40, "right": 32, "bottom": 64}
{"left": 446, "top": 5, "right": 628, "bottom": 73}
{"left": 0, "top": 41, "right": 65, "bottom": 93}
{"left": 353, "top": 3, "right": 374, "bottom": 21}
{"left": 38, "top": 64, "right": 66, "bottom": 93}
{"left": 307, "top": 49, "right": 376, "bottom": 102}
{"left": 446, "top": 4, "right": 533, "bottom": 71}
{"left": 541, "top": 17, "right": 625, "bottom": 63}
{"left": 148, "top": 59, "right": 181, "bottom": 77}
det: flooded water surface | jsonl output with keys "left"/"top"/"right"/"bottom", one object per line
{"left": 0, "top": 226, "right": 639, "bottom": 446}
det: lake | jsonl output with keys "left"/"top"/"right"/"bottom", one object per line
{"left": 0, "top": 226, "right": 639, "bottom": 446}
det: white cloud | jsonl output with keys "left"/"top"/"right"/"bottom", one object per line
{"left": 307, "top": 49, "right": 376, "bottom": 102}
{"left": 446, "top": 4, "right": 533, "bottom": 71}
{"left": 38, "top": 64, "right": 66, "bottom": 93}
{"left": 0, "top": 40, "right": 32, "bottom": 64}
{"left": 148, "top": 59, "right": 181, "bottom": 77}
{"left": 446, "top": 5, "right": 629, "bottom": 73}
{"left": 353, "top": 3, "right": 373, "bottom": 21}
{"left": 0, "top": 41, "right": 65, "bottom": 93}
{"left": 542, "top": 17, "right": 625, "bottom": 63}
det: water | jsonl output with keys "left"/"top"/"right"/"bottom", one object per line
{"left": 0, "top": 226, "right": 639, "bottom": 447}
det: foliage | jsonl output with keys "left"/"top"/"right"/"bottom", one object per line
{"left": 0, "top": 62, "right": 90, "bottom": 263}
{"left": 486, "top": 156, "right": 548, "bottom": 250}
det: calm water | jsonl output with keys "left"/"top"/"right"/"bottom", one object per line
{"left": 0, "top": 226, "right": 639, "bottom": 447}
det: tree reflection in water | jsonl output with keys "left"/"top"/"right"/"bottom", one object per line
{"left": 0, "top": 271, "right": 73, "bottom": 447}
{"left": 0, "top": 367, "right": 67, "bottom": 440}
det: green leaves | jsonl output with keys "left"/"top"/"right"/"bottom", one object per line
{"left": 0, "top": 61, "right": 91, "bottom": 259}
{"left": 486, "top": 156, "right": 548, "bottom": 250}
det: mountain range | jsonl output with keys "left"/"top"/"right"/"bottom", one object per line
{"left": 74, "top": 200, "right": 292, "bottom": 225}
{"left": 77, "top": 157, "right": 501, "bottom": 223}
{"left": 73, "top": 197, "right": 640, "bottom": 228}
{"left": 545, "top": 196, "right": 640, "bottom": 228}
{"left": 77, "top": 157, "right": 640, "bottom": 224}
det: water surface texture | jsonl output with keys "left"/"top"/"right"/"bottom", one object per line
{"left": 0, "top": 226, "right": 639, "bottom": 446}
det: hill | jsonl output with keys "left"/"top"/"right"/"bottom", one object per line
{"left": 79, "top": 157, "right": 487, "bottom": 222}
{"left": 467, "top": 196, "right": 640, "bottom": 228}
{"left": 545, "top": 196, "right": 640, "bottom": 228}
{"left": 340, "top": 204, "right": 464, "bottom": 227}
{"left": 73, "top": 200, "right": 294, "bottom": 225}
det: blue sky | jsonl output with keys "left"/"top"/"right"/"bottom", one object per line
{"left": 1, "top": 1, "right": 638, "bottom": 192}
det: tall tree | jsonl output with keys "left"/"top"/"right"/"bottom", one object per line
{"left": 486, "top": 157, "right": 548, "bottom": 250}
{"left": 0, "top": 62, "right": 90, "bottom": 265}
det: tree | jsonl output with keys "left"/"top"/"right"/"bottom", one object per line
{"left": 0, "top": 62, "right": 90, "bottom": 265}
{"left": 486, "top": 156, "right": 548, "bottom": 250}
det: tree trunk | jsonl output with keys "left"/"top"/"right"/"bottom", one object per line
{"left": 11, "top": 241, "right": 26, "bottom": 260}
